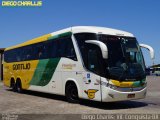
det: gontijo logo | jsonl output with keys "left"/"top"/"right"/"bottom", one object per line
{"left": 84, "top": 89, "right": 99, "bottom": 99}
{"left": 2, "top": 0, "right": 42, "bottom": 7}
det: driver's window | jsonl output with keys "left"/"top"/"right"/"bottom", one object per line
{"left": 88, "top": 49, "right": 99, "bottom": 73}
{"left": 87, "top": 45, "right": 102, "bottom": 75}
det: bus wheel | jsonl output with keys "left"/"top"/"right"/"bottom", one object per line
{"left": 65, "top": 82, "right": 79, "bottom": 103}
{"left": 15, "top": 80, "right": 23, "bottom": 93}
{"left": 10, "top": 79, "right": 16, "bottom": 92}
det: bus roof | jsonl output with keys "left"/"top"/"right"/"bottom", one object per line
{"left": 5, "top": 26, "right": 134, "bottom": 51}
{"left": 71, "top": 26, "right": 134, "bottom": 37}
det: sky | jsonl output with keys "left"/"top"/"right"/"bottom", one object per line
{"left": 0, "top": 0, "right": 160, "bottom": 67}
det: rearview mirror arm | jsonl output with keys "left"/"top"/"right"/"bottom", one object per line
{"left": 85, "top": 40, "right": 108, "bottom": 59}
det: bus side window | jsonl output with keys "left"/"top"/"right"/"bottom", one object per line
{"left": 37, "top": 46, "right": 42, "bottom": 59}
{"left": 54, "top": 40, "right": 60, "bottom": 58}
{"left": 65, "top": 38, "right": 77, "bottom": 61}
{"left": 47, "top": 41, "right": 52, "bottom": 58}
{"left": 48, "top": 40, "right": 59, "bottom": 58}
{"left": 41, "top": 43, "right": 48, "bottom": 59}
{"left": 59, "top": 38, "right": 65, "bottom": 57}
{"left": 37, "top": 44, "right": 46, "bottom": 59}
{"left": 16, "top": 49, "right": 21, "bottom": 62}
{"left": 25, "top": 46, "right": 33, "bottom": 60}
{"left": 8, "top": 50, "right": 14, "bottom": 62}
{"left": 21, "top": 48, "right": 25, "bottom": 61}
{"left": 59, "top": 36, "right": 77, "bottom": 61}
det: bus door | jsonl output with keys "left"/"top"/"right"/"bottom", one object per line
{"left": 82, "top": 45, "right": 103, "bottom": 101}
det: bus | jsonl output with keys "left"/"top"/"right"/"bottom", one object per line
{"left": 3, "top": 26, "right": 154, "bottom": 103}
{"left": 153, "top": 67, "right": 160, "bottom": 76}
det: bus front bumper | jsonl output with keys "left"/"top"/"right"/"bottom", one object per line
{"left": 101, "top": 86, "right": 147, "bottom": 102}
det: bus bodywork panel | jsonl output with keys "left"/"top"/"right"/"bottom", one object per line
{"left": 101, "top": 86, "right": 146, "bottom": 102}
{"left": 3, "top": 26, "right": 148, "bottom": 102}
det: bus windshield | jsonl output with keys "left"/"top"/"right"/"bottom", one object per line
{"left": 99, "top": 35, "right": 146, "bottom": 81}
{"left": 74, "top": 33, "right": 146, "bottom": 81}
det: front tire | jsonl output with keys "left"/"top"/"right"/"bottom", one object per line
{"left": 65, "top": 83, "right": 79, "bottom": 103}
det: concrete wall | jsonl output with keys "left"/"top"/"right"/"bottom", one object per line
{"left": 0, "top": 49, "right": 4, "bottom": 81}
{"left": 0, "top": 53, "right": 1, "bottom": 80}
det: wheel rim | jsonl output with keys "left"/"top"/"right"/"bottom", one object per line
{"left": 17, "top": 86, "right": 20, "bottom": 92}
{"left": 11, "top": 83, "right": 14, "bottom": 89}
{"left": 11, "top": 81, "right": 15, "bottom": 90}
{"left": 67, "top": 84, "right": 78, "bottom": 101}
{"left": 70, "top": 86, "right": 78, "bottom": 100}
{"left": 16, "top": 82, "right": 21, "bottom": 92}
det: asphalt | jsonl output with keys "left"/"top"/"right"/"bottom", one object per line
{"left": 0, "top": 76, "right": 160, "bottom": 119}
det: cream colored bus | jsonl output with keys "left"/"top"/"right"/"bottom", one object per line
{"left": 3, "top": 26, "right": 154, "bottom": 103}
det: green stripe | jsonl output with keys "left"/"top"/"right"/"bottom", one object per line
{"left": 48, "top": 32, "right": 72, "bottom": 40}
{"left": 48, "top": 35, "right": 59, "bottom": 40}
{"left": 132, "top": 78, "right": 146, "bottom": 87}
{"left": 59, "top": 32, "right": 72, "bottom": 37}
{"left": 132, "top": 81, "right": 141, "bottom": 87}
{"left": 30, "top": 58, "right": 60, "bottom": 86}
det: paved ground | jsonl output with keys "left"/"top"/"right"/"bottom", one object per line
{"left": 0, "top": 76, "right": 160, "bottom": 115}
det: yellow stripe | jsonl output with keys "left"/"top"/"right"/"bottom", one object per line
{"left": 111, "top": 80, "right": 133, "bottom": 87}
{"left": 5, "top": 34, "right": 52, "bottom": 51}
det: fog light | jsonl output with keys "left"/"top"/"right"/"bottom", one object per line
{"left": 108, "top": 94, "right": 114, "bottom": 98}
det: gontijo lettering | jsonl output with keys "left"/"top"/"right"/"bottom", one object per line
{"left": 13, "top": 63, "right": 31, "bottom": 70}
{"left": 2, "top": 0, "right": 42, "bottom": 7}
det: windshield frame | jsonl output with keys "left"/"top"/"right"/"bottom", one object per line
{"left": 74, "top": 33, "right": 146, "bottom": 81}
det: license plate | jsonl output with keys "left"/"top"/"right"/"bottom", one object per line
{"left": 127, "top": 94, "right": 135, "bottom": 98}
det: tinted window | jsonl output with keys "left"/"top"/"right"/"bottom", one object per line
{"left": 74, "top": 33, "right": 105, "bottom": 76}
{"left": 58, "top": 37, "right": 77, "bottom": 60}
{"left": 74, "top": 33, "right": 97, "bottom": 68}
{"left": 87, "top": 45, "right": 102, "bottom": 74}
{"left": 4, "top": 35, "right": 77, "bottom": 62}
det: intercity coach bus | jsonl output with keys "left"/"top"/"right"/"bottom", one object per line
{"left": 3, "top": 26, "right": 154, "bottom": 103}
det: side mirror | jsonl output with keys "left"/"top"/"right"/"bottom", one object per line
{"left": 140, "top": 44, "right": 155, "bottom": 60}
{"left": 85, "top": 40, "right": 108, "bottom": 59}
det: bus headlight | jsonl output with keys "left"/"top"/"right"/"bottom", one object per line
{"left": 107, "top": 83, "right": 117, "bottom": 89}
{"left": 101, "top": 81, "right": 117, "bottom": 90}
